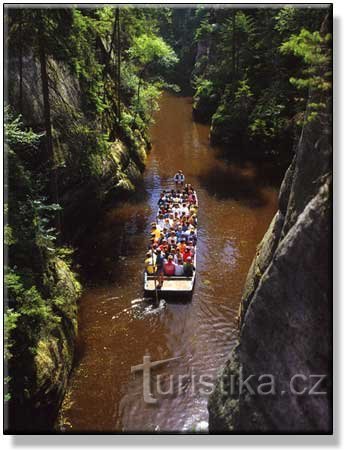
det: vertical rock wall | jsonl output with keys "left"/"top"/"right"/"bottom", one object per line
{"left": 208, "top": 99, "right": 332, "bottom": 432}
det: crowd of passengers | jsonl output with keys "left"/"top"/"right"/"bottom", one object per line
{"left": 144, "top": 183, "right": 197, "bottom": 285}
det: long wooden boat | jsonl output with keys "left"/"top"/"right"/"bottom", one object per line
{"left": 144, "top": 188, "right": 198, "bottom": 297}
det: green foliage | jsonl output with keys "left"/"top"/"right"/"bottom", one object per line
{"left": 4, "top": 224, "right": 16, "bottom": 246}
{"left": 235, "top": 79, "right": 253, "bottom": 101}
{"left": 5, "top": 109, "right": 43, "bottom": 147}
{"left": 4, "top": 270, "right": 59, "bottom": 359}
{"left": 129, "top": 33, "right": 178, "bottom": 68}
{"left": 190, "top": 6, "right": 331, "bottom": 156}
{"left": 5, "top": 6, "right": 182, "bottom": 423}
{"left": 280, "top": 29, "right": 332, "bottom": 93}
{"left": 4, "top": 307, "right": 20, "bottom": 359}
{"left": 194, "top": 78, "right": 214, "bottom": 98}
{"left": 4, "top": 111, "right": 79, "bottom": 407}
{"left": 194, "top": 18, "right": 214, "bottom": 41}
{"left": 274, "top": 7, "right": 297, "bottom": 34}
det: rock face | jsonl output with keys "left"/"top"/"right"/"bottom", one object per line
{"left": 5, "top": 50, "right": 148, "bottom": 430}
{"left": 30, "top": 259, "right": 81, "bottom": 430}
{"left": 7, "top": 51, "right": 148, "bottom": 240}
{"left": 6, "top": 257, "right": 81, "bottom": 432}
{"left": 208, "top": 100, "right": 332, "bottom": 432}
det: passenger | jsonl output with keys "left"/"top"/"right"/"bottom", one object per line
{"left": 163, "top": 254, "right": 176, "bottom": 276}
{"left": 168, "top": 232, "right": 177, "bottom": 246}
{"left": 181, "top": 203, "right": 189, "bottom": 217}
{"left": 187, "top": 236, "right": 196, "bottom": 247}
{"left": 189, "top": 204, "right": 197, "bottom": 215}
{"left": 148, "top": 236, "right": 156, "bottom": 249}
{"left": 175, "top": 258, "right": 184, "bottom": 276}
{"left": 188, "top": 192, "right": 195, "bottom": 204}
{"left": 145, "top": 251, "right": 156, "bottom": 275}
{"left": 170, "top": 247, "right": 177, "bottom": 261}
{"left": 158, "top": 194, "right": 166, "bottom": 206}
{"left": 183, "top": 227, "right": 191, "bottom": 240}
{"left": 183, "top": 256, "right": 195, "bottom": 277}
{"left": 172, "top": 203, "right": 181, "bottom": 216}
{"left": 173, "top": 218, "right": 181, "bottom": 230}
{"left": 188, "top": 230, "right": 197, "bottom": 246}
{"left": 176, "top": 225, "right": 184, "bottom": 241}
{"left": 183, "top": 246, "right": 192, "bottom": 262}
{"left": 157, "top": 214, "right": 165, "bottom": 229}
{"left": 178, "top": 239, "right": 186, "bottom": 254}
{"left": 174, "top": 170, "right": 185, "bottom": 187}
{"left": 173, "top": 192, "right": 181, "bottom": 203}
{"left": 174, "top": 248, "right": 182, "bottom": 264}
{"left": 151, "top": 224, "right": 161, "bottom": 242}
{"left": 158, "top": 239, "right": 167, "bottom": 251}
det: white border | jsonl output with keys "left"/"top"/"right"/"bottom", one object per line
{"left": 1, "top": 0, "right": 344, "bottom": 447}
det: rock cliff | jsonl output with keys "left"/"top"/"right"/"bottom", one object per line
{"left": 208, "top": 98, "right": 332, "bottom": 432}
{"left": 5, "top": 48, "right": 148, "bottom": 430}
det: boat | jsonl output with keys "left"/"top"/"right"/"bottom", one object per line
{"left": 144, "top": 185, "right": 198, "bottom": 297}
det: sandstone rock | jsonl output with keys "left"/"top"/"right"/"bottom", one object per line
{"left": 209, "top": 99, "right": 332, "bottom": 432}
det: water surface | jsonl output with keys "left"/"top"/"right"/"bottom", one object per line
{"left": 59, "top": 93, "right": 279, "bottom": 432}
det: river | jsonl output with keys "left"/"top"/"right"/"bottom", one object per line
{"left": 58, "top": 93, "right": 279, "bottom": 432}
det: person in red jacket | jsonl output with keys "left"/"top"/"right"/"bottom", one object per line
{"left": 163, "top": 255, "right": 176, "bottom": 276}
{"left": 183, "top": 247, "right": 192, "bottom": 262}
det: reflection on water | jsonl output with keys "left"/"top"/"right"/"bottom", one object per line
{"left": 59, "top": 94, "right": 280, "bottom": 432}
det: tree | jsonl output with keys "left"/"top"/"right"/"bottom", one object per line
{"left": 128, "top": 33, "right": 178, "bottom": 123}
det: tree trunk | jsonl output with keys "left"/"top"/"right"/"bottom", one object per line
{"left": 37, "top": 13, "right": 61, "bottom": 234}
{"left": 18, "top": 15, "right": 23, "bottom": 114}
{"left": 231, "top": 10, "right": 236, "bottom": 79}
{"left": 116, "top": 7, "right": 121, "bottom": 122}
{"left": 132, "top": 76, "right": 141, "bottom": 128}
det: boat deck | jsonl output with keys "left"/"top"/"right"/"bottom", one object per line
{"left": 144, "top": 275, "right": 195, "bottom": 293}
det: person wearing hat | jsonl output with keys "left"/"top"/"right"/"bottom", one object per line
{"left": 174, "top": 170, "right": 185, "bottom": 186}
{"left": 144, "top": 251, "right": 156, "bottom": 275}
{"left": 151, "top": 224, "right": 161, "bottom": 242}
{"left": 183, "top": 246, "right": 192, "bottom": 262}
{"left": 178, "top": 239, "right": 186, "bottom": 255}
{"left": 183, "top": 256, "right": 195, "bottom": 277}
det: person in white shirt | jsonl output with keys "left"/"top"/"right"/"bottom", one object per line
{"left": 168, "top": 232, "right": 177, "bottom": 247}
{"left": 174, "top": 170, "right": 185, "bottom": 186}
{"left": 174, "top": 258, "right": 184, "bottom": 276}
{"left": 172, "top": 203, "right": 181, "bottom": 216}
{"left": 181, "top": 203, "right": 190, "bottom": 217}
{"left": 157, "top": 214, "right": 165, "bottom": 230}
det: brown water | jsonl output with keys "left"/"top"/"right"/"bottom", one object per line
{"left": 59, "top": 93, "right": 279, "bottom": 432}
